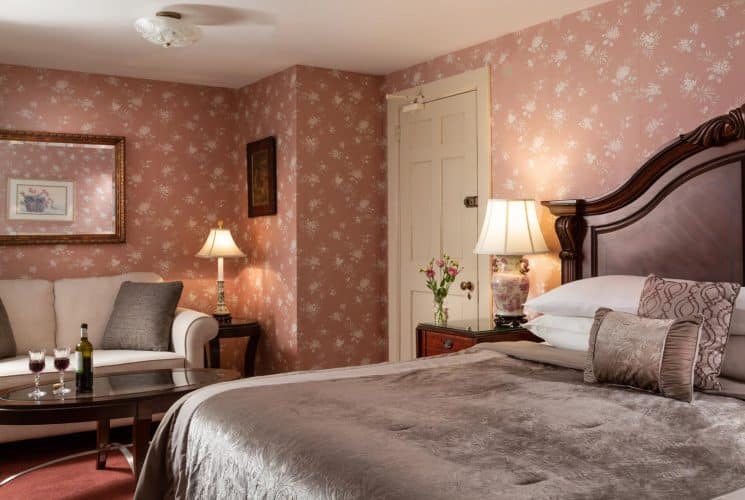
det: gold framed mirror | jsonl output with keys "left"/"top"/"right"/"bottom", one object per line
{"left": 0, "top": 129, "right": 125, "bottom": 245}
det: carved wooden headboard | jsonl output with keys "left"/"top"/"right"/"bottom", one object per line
{"left": 544, "top": 104, "right": 745, "bottom": 285}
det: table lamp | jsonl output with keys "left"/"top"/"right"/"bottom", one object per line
{"left": 196, "top": 220, "right": 246, "bottom": 324}
{"left": 474, "top": 199, "right": 548, "bottom": 327}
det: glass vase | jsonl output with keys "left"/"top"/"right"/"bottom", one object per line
{"left": 433, "top": 298, "right": 448, "bottom": 326}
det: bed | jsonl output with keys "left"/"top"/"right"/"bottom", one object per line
{"left": 135, "top": 104, "right": 745, "bottom": 500}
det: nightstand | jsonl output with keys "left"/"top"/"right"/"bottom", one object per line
{"left": 207, "top": 319, "right": 261, "bottom": 377}
{"left": 416, "top": 318, "right": 541, "bottom": 357}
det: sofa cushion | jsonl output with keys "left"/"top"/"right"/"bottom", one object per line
{"left": 0, "top": 350, "right": 185, "bottom": 391}
{"left": 102, "top": 281, "right": 183, "bottom": 351}
{"left": 54, "top": 273, "right": 163, "bottom": 350}
{"left": 0, "top": 279, "right": 55, "bottom": 354}
{"left": 88, "top": 349, "right": 185, "bottom": 374}
{"left": 0, "top": 298, "right": 16, "bottom": 359}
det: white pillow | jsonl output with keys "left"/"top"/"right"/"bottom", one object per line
{"left": 525, "top": 314, "right": 595, "bottom": 334}
{"left": 524, "top": 275, "right": 646, "bottom": 318}
{"left": 524, "top": 314, "right": 593, "bottom": 351}
{"left": 525, "top": 274, "right": 745, "bottom": 335}
{"left": 530, "top": 329, "right": 590, "bottom": 351}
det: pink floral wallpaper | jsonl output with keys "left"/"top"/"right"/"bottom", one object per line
{"left": 0, "top": 141, "right": 115, "bottom": 235}
{"left": 233, "top": 66, "right": 299, "bottom": 374}
{"left": 294, "top": 66, "right": 386, "bottom": 370}
{"left": 385, "top": 0, "right": 745, "bottom": 295}
{"left": 0, "top": 64, "right": 243, "bottom": 314}
{"left": 231, "top": 66, "right": 386, "bottom": 373}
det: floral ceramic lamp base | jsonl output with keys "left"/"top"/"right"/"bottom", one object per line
{"left": 491, "top": 256, "right": 530, "bottom": 328}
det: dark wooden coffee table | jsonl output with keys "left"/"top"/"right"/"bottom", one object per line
{"left": 0, "top": 368, "right": 239, "bottom": 483}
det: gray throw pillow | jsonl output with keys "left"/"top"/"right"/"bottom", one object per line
{"left": 102, "top": 281, "right": 183, "bottom": 351}
{"left": 585, "top": 308, "right": 703, "bottom": 402}
{"left": 0, "top": 298, "right": 16, "bottom": 359}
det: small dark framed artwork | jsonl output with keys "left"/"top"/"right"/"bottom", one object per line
{"left": 246, "top": 136, "right": 277, "bottom": 217}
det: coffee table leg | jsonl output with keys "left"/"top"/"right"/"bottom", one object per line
{"left": 133, "top": 401, "right": 152, "bottom": 479}
{"left": 96, "top": 419, "right": 110, "bottom": 469}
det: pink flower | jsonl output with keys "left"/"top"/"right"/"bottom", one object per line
{"left": 425, "top": 269, "right": 435, "bottom": 279}
{"left": 436, "top": 258, "right": 445, "bottom": 268}
{"left": 447, "top": 267, "right": 458, "bottom": 277}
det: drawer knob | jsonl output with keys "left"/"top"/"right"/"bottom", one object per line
{"left": 443, "top": 339, "right": 454, "bottom": 349}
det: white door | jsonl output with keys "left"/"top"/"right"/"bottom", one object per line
{"left": 398, "top": 91, "right": 482, "bottom": 359}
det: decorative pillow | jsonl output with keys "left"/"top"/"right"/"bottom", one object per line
{"left": 524, "top": 315, "right": 594, "bottom": 351}
{"left": 102, "top": 281, "right": 183, "bottom": 351}
{"left": 0, "top": 298, "right": 16, "bottom": 359}
{"left": 637, "top": 274, "right": 740, "bottom": 390}
{"left": 524, "top": 275, "right": 646, "bottom": 318}
{"left": 585, "top": 308, "right": 702, "bottom": 402}
{"left": 722, "top": 335, "right": 745, "bottom": 382}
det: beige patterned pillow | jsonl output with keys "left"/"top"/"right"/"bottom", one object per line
{"left": 637, "top": 275, "right": 740, "bottom": 390}
{"left": 585, "top": 308, "right": 702, "bottom": 402}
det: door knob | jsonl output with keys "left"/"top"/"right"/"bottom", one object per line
{"left": 460, "top": 281, "right": 473, "bottom": 300}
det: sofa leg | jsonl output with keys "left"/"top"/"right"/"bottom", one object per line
{"left": 96, "top": 419, "right": 110, "bottom": 469}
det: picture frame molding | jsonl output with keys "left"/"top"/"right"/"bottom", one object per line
{"left": 0, "top": 129, "right": 125, "bottom": 245}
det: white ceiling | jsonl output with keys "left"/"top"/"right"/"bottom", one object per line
{"left": 0, "top": 0, "right": 609, "bottom": 89}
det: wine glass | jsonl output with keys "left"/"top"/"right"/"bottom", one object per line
{"left": 28, "top": 350, "right": 47, "bottom": 399}
{"left": 53, "top": 347, "right": 71, "bottom": 395}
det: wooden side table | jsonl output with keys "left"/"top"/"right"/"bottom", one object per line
{"left": 416, "top": 318, "right": 541, "bottom": 357}
{"left": 208, "top": 319, "right": 261, "bottom": 377}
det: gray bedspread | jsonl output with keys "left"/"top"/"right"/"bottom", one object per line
{"left": 135, "top": 345, "right": 745, "bottom": 500}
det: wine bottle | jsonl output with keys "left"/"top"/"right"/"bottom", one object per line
{"left": 75, "top": 323, "right": 94, "bottom": 392}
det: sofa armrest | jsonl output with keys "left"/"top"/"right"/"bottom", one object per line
{"left": 171, "top": 308, "right": 219, "bottom": 368}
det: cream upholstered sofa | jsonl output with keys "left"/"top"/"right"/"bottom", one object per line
{"left": 0, "top": 272, "right": 218, "bottom": 442}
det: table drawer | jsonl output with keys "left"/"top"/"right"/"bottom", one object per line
{"left": 421, "top": 330, "right": 475, "bottom": 356}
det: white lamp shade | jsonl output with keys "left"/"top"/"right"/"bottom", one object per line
{"left": 473, "top": 199, "right": 549, "bottom": 256}
{"left": 196, "top": 227, "right": 246, "bottom": 258}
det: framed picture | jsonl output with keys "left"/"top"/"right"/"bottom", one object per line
{"left": 246, "top": 136, "right": 277, "bottom": 217}
{"left": 7, "top": 178, "right": 75, "bottom": 222}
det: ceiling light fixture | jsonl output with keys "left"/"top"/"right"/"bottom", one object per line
{"left": 134, "top": 11, "right": 201, "bottom": 48}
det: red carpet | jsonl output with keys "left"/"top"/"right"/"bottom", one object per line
{"left": 0, "top": 428, "right": 142, "bottom": 499}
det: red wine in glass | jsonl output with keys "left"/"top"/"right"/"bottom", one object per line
{"left": 53, "top": 347, "right": 72, "bottom": 396}
{"left": 28, "top": 350, "right": 47, "bottom": 399}
{"left": 29, "top": 359, "right": 45, "bottom": 373}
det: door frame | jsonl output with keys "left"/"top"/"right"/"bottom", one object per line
{"left": 387, "top": 66, "right": 492, "bottom": 362}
